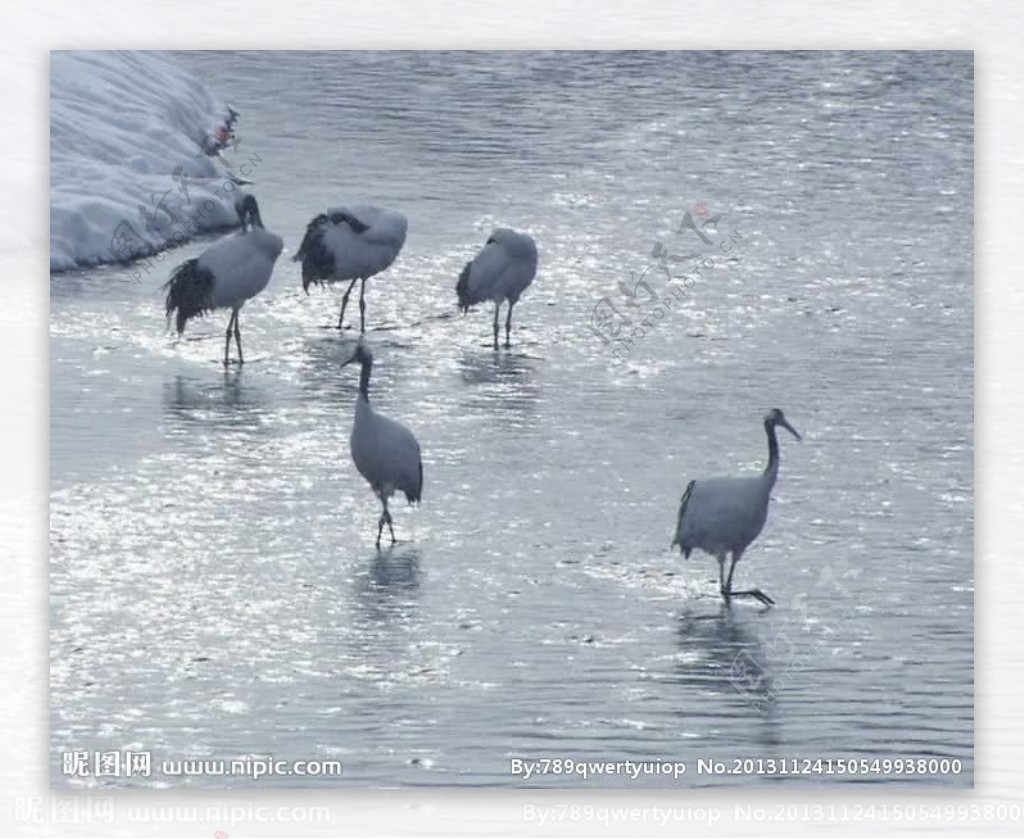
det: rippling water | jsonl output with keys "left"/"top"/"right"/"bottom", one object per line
{"left": 50, "top": 51, "right": 973, "bottom": 788}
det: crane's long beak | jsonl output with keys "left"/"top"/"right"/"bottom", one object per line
{"left": 341, "top": 350, "right": 359, "bottom": 367}
{"left": 780, "top": 418, "right": 802, "bottom": 440}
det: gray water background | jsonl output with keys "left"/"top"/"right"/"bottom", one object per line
{"left": 50, "top": 51, "right": 973, "bottom": 787}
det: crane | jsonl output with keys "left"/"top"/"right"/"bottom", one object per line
{"left": 343, "top": 343, "right": 423, "bottom": 548}
{"left": 164, "top": 194, "right": 282, "bottom": 365}
{"left": 295, "top": 205, "right": 407, "bottom": 332}
{"left": 456, "top": 228, "right": 538, "bottom": 349}
{"left": 672, "top": 408, "right": 802, "bottom": 607}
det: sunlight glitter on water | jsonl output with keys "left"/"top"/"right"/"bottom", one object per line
{"left": 51, "top": 51, "right": 972, "bottom": 788}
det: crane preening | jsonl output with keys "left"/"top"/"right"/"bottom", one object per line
{"left": 456, "top": 228, "right": 538, "bottom": 350}
{"left": 672, "top": 409, "right": 802, "bottom": 607}
{"left": 163, "top": 195, "right": 283, "bottom": 365}
{"left": 295, "top": 205, "right": 408, "bottom": 332}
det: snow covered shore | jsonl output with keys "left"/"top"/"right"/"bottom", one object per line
{"left": 50, "top": 51, "right": 255, "bottom": 272}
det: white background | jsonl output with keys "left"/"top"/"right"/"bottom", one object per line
{"left": 15, "top": 1, "right": 1010, "bottom": 835}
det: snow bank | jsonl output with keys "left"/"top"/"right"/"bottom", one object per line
{"left": 50, "top": 51, "right": 254, "bottom": 272}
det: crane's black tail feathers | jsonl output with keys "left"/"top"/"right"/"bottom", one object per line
{"left": 672, "top": 479, "right": 696, "bottom": 558}
{"left": 405, "top": 460, "right": 424, "bottom": 505}
{"left": 164, "top": 259, "right": 215, "bottom": 335}
{"left": 293, "top": 214, "right": 326, "bottom": 263}
{"left": 455, "top": 261, "right": 475, "bottom": 312}
{"left": 295, "top": 214, "right": 334, "bottom": 293}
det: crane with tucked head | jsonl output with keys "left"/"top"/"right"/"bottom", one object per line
{"left": 294, "top": 205, "right": 408, "bottom": 332}
{"left": 343, "top": 343, "right": 423, "bottom": 549}
{"left": 672, "top": 409, "right": 802, "bottom": 607}
{"left": 163, "top": 194, "right": 282, "bottom": 365}
{"left": 456, "top": 228, "right": 538, "bottom": 350}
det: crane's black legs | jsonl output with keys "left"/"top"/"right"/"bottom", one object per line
{"left": 376, "top": 498, "right": 396, "bottom": 549}
{"left": 721, "top": 550, "right": 774, "bottom": 607}
{"left": 338, "top": 277, "right": 359, "bottom": 329}
{"left": 724, "top": 552, "right": 739, "bottom": 594}
{"left": 489, "top": 301, "right": 515, "bottom": 349}
{"left": 504, "top": 301, "right": 515, "bottom": 349}
{"left": 233, "top": 312, "right": 244, "bottom": 365}
{"left": 358, "top": 278, "right": 367, "bottom": 333}
{"left": 728, "top": 587, "right": 775, "bottom": 607}
{"left": 224, "top": 310, "right": 239, "bottom": 366}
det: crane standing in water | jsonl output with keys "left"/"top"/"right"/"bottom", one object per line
{"left": 456, "top": 228, "right": 538, "bottom": 350}
{"left": 295, "top": 205, "right": 408, "bottom": 332}
{"left": 672, "top": 409, "right": 802, "bottom": 607}
{"left": 343, "top": 343, "right": 423, "bottom": 548}
{"left": 164, "top": 194, "right": 283, "bottom": 365}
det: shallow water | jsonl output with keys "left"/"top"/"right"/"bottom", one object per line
{"left": 50, "top": 51, "right": 973, "bottom": 788}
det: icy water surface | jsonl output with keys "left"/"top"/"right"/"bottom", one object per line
{"left": 50, "top": 51, "right": 973, "bottom": 787}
